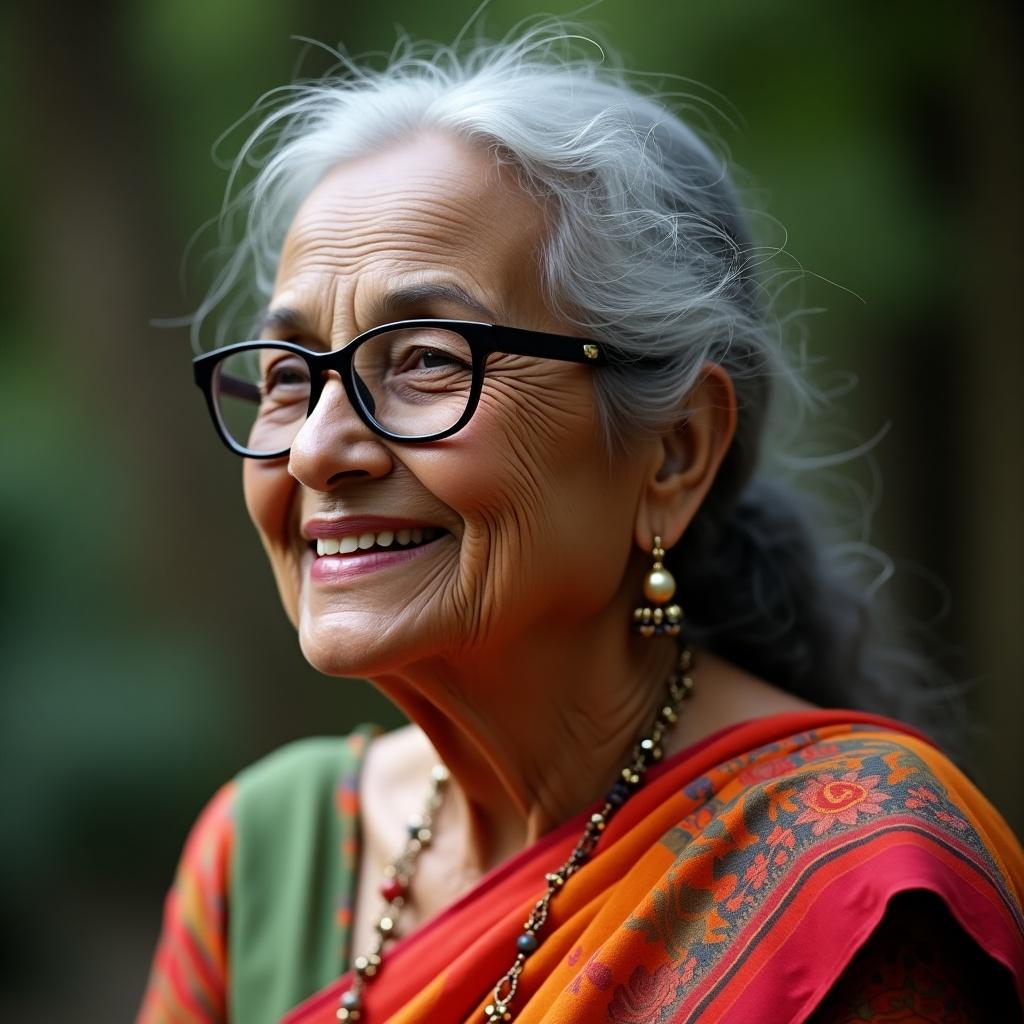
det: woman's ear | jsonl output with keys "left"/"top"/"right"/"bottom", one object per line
{"left": 634, "top": 362, "right": 737, "bottom": 551}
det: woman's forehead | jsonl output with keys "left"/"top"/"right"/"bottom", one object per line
{"left": 272, "top": 134, "right": 548, "bottom": 334}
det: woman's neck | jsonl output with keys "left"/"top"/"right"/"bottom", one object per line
{"left": 371, "top": 609, "right": 683, "bottom": 877}
{"left": 368, "top": 631, "right": 819, "bottom": 887}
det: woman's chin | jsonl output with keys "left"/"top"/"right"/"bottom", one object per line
{"left": 296, "top": 609, "right": 415, "bottom": 679}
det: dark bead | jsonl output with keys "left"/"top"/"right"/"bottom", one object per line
{"left": 516, "top": 932, "right": 539, "bottom": 955}
{"left": 341, "top": 990, "right": 362, "bottom": 1011}
{"left": 608, "top": 781, "right": 632, "bottom": 806}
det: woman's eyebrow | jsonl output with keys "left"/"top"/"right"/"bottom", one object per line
{"left": 256, "top": 306, "right": 313, "bottom": 336}
{"left": 256, "top": 283, "right": 500, "bottom": 341}
{"left": 370, "top": 283, "right": 499, "bottom": 323}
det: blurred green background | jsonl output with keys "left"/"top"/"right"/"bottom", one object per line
{"left": 1, "top": 1, "right": 1020, "bottom": 1018}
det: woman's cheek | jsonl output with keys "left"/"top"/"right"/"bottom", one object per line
{"left": 243, "top": 458, "right": 301, "bottom": 624}
{"left": 433, "top": 387, "right": 606, "bottom": 636}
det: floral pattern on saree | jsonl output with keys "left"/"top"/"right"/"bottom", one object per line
{"left": 582, "top": 727, "right": 1024, "bottom": 1023}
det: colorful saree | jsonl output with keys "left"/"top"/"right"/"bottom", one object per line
{"left": 139, "top": 711, "right": 1024, "bottom": 1023}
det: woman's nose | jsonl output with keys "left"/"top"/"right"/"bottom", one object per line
{"left": 287, "top": 374, "right": 394, "bottom": 490}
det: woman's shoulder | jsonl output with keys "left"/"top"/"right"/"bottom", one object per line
{"left": 689, "top": 711, "right": 1024, "bottom": 894}
{"left": 158, "top": 725, "right": 381, "bottom": 874}
{"left": 617, "top": 712, "right": 1024, "bottom": 1022}
{"left": 137, "top": 727, "right": 381, "bottom": 1024}
{"left": 235, "top": 724, "right": 381, "bottom": 795}
{"left": 228, "top": 724, "right": 382, "bottom": 896}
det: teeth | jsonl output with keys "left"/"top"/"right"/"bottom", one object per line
{"left": 315, "top": 527, "right": 441, "bottom": 555}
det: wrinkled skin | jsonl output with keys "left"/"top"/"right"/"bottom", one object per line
{"left": 242, "top": 133, "right": 810, "bottom": 944}
{"left": 247, "top": 135, "right": 645, "bottom": 679}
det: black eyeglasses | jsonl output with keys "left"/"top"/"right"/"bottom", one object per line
{"left": 193, "top": 318, "right": 611, "bottom": 458}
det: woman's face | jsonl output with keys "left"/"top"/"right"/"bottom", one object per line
{"left": 245, "top": 133, "right": 651, "bottom": 677}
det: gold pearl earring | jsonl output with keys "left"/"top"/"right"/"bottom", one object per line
{"left": 632, "top": 536, "right": 683, "bottom": 638}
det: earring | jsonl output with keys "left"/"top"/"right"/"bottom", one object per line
{"left": 632, "top": 536, "right": 683, "bottom": 638}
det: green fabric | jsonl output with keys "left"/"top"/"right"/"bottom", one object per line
{"left": 228, "top": 726, "right": 379, "bottom": 1023}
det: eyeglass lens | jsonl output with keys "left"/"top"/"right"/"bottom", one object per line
{"left": 211, "top": 327, "right": 475, "bottom": 453}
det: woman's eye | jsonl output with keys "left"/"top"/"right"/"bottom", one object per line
{"left": 390, "top": 344, "right": 472, "bottom": 374}
{"left": 262, "top": 359, "right": 310, "bottom": 395}
{"left": 418, "top": 348, "right": 465, "bottom": 369}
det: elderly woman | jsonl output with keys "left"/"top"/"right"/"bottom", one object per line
{"left": 139, "top": 29, "right": 1024, "bottom": 1024}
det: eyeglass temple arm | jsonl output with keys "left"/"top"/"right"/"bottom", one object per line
{"left": 217, "top": 373, "right": 261, "bottom": 403}
{"left": 486, "top": 325, "right": 609, "bottom": 366}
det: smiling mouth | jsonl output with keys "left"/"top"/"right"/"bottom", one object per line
{"left": 310, "top": 526, "right": 446, "bottom": 557}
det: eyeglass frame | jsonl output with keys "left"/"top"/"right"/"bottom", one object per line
{"left": 192, "top": 317, "right": 616, "bottom": 458}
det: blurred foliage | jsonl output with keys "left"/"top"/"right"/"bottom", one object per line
{"left": 1, "top": 1, "right": 1020, "bottom": 1020}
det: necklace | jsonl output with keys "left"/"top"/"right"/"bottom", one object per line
{"left": 337, "top": 644, "right": 695, "bottom": 1023}
{"left": 337, "top": 761, "right": 451, "bottom": 1021}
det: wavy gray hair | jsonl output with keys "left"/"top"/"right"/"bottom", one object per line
{"left": 194, "top": 25, "right": 964, "bottom": 754}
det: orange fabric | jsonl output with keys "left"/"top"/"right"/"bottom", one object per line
{"left": 283, "top": 712, "right": 1024, "bottom": 1024}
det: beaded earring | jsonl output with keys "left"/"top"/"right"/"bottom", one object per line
{"left": 632, "top": 535, "right": 683, "bottom": 637}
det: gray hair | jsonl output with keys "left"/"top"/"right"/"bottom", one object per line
{"left": 195, "top": 25, "right": 966, "bottom": 755}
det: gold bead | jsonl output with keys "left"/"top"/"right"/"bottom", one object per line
{"left": 354, "top": 953, "right": 379, "bottom": 977}
{"left": 643, "top": 566, "right": 676, "bottom": 604}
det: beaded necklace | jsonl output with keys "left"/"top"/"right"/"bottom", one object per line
{"left": 337, "top": 762, "right": 450, "bottom": 1021}
{"left": 338, "top": 644, "right": 695, "bottom": 1023}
